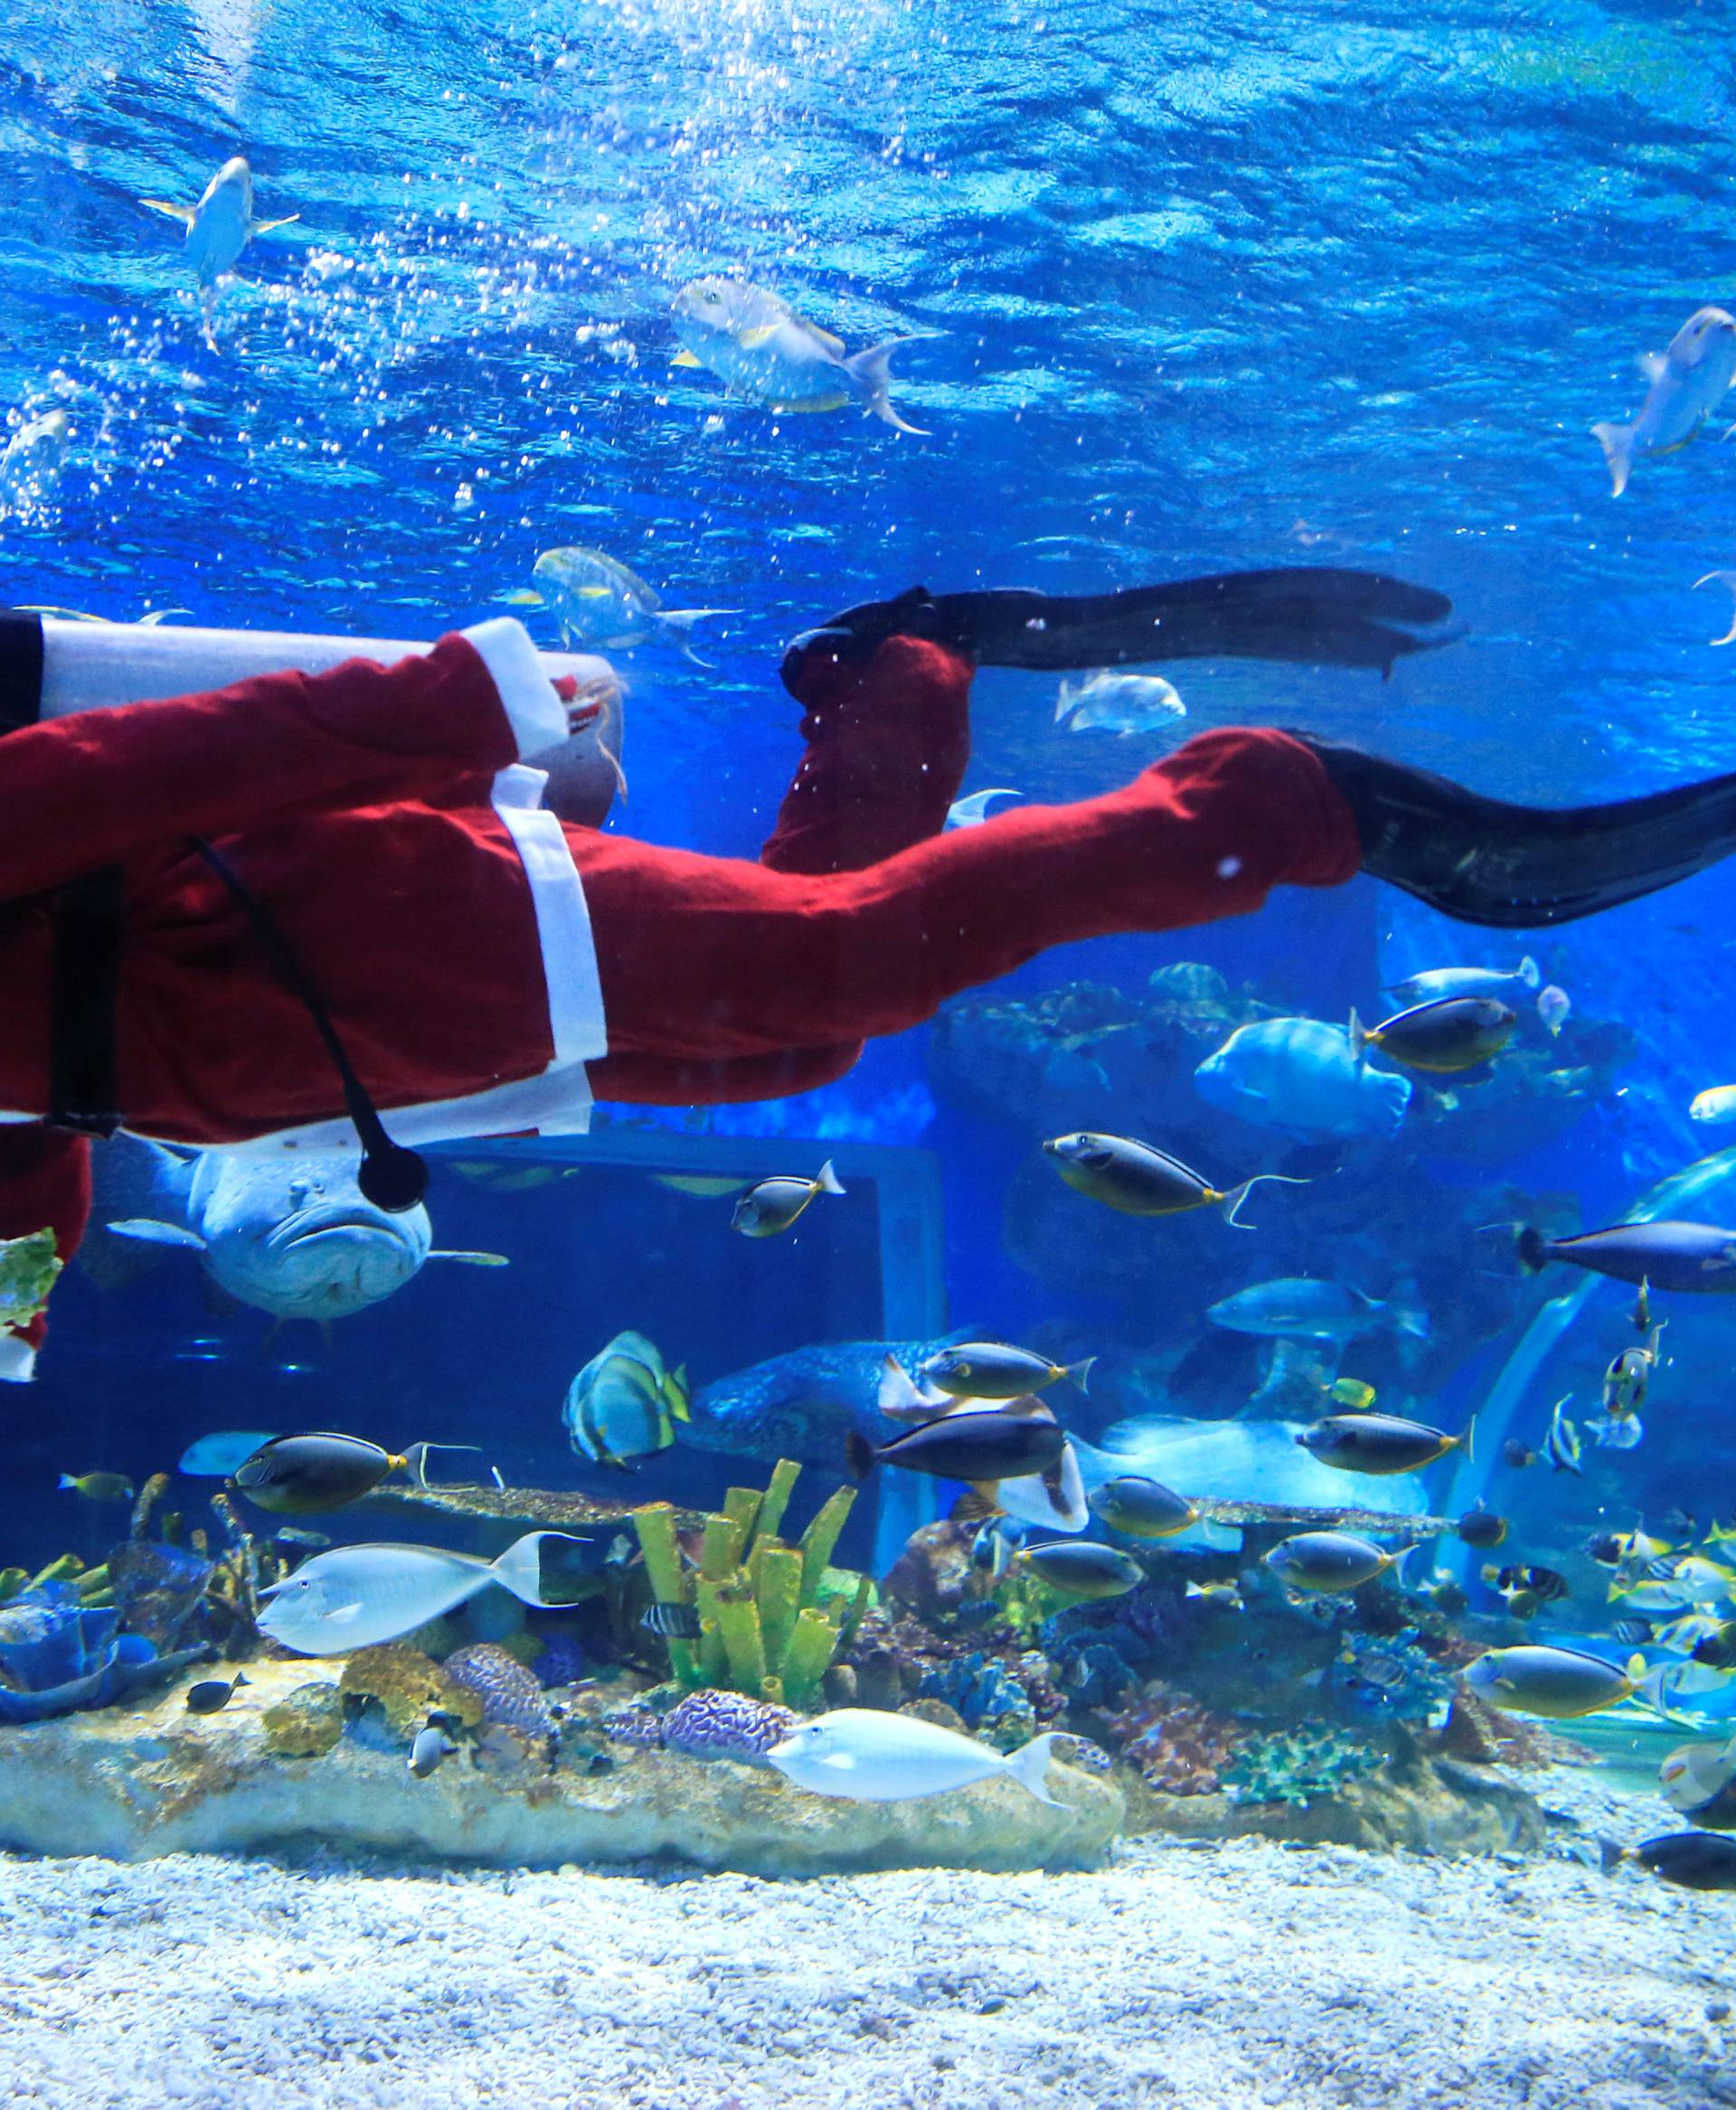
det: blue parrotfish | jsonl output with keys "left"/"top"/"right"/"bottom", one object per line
{"left": 1194, "top": 1017, "right": 1411, "bottom": 1142}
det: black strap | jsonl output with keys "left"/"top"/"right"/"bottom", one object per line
{"left": 191, "top": 840, "right": 428, "bottom": 1212}
{"left": 48, "top": 867, "right": 124, "bottom": 1136}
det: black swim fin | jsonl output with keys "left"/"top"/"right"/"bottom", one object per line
{"left": 1297, "top": 735, "right": 1736, "bottom": 928}
{"left": 784, "top": 569, "right": 1457, "bottom": 692}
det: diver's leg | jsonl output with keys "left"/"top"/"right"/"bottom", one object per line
{"left": 1295, "top": 735, "right": 1736, "bottom": 928}
{"left": 571, "top": 725, "right": 1357, "bottom": 1063}
{"left": 759, "top": 632, "right": 972, "bottom": 874}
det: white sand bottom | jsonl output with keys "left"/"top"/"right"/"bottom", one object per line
{"left": 3, "top": 1776, "right": 1734, "bottom": 2110}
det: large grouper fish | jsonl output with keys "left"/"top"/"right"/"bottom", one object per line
{"left": 94, "top": 1137, "right": 507, "bottom": 1323}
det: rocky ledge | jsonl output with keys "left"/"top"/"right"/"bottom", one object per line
{"left": 0, "top": 1659, "right": 1122, "bottom": 1877}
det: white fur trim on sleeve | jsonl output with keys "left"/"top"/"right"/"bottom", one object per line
{"left": 0, "top": 1332, "right": 38, "bottom": 1381}
{"left": 461, "top": 617, "right": 569, "bottom": 759}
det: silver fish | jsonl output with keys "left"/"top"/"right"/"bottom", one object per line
{"left": 510, "top": 546, "right": 733, "bottom": 664}
{"left": 258, "top": 1532, "right": 588, "bottom": 1655}
{"left": 768, "top": 1709, "right": 1063, "bottom": 1804}
{"left": 670, "top": 278, "right": 933, "bottom": 435}
{"left": 1054, "top": 670, "right": 1186, "bottom": 737}
{"left": 1383, "top": 958, "right": 1539, "bottom": 1006}
{"left": 138, "top": 155, "right": 298, "bottom": 343}
{"left": 1593, "top": 306, "right": 1736, "bottom": 496}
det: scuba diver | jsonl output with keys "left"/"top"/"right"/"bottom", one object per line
{"left": 1, "top": 565, "right": 1732, "bottom": 1375}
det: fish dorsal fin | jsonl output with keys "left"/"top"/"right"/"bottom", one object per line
{"left": 670, "top": 349, "right": 703, "bottom": 368}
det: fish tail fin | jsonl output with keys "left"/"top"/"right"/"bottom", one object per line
{"left": 56, "top": 1474, "right": 75, "bottom": 1490}
{"left": 1463, "top": 1415, "right": 1476, "bottom": 1465}
{"left": 1222, "top": 1172, "right": 1308, "bottom": 1228}
{"left": 1006, "top": 1729, "right": 1067, "bottom": 1808}
{"left": 1066, "top": 1355, "right": 1096, "bottom": 1395}
{"left": 1519, "top": 956, "right": 1541, "bottom": 988}
{"left": 844, "top": 1430, "right": 877, "bottom": 1483}
{"left": 1591, "top": 419, "right": 1637, "bottom": 497}
{"left": 1594, "top": 1835, "right": 1629, "bottom": 1876}
{"left": 1348, "top": 1007, "right": 1369, "bottom": 1062}
{"left": 1694, "top": 570, "right": 1736, "bottom": 646}
{"left": 816, "top": 1159, "right": 846, "bottom": 1197}
{"left": 490, "top": 1530, "right": 590, "bottom": 1606}
{"left": 1514, "top": 1226, "right": 1550, "bottom": 1275}
{"left": 842, "top": 337, "right": 931, "bottom": 436}
{"left": 1480, "top": 1563, "right": 1499, "bottom": 1586}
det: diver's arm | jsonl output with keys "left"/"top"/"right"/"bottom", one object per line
{"left": 761, "top": 634, "right": 972, "bottom": 873}
{"left": 0, "top": 1126, "right": 90, "bottom": 1380}
{"left": 0, "top": 620, "right": 570, "bottom": 903}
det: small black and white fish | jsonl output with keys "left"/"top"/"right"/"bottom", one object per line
{"left": 970, "top": 1514, "right": 1025, "bottom": 1583}
{"left": 409, "top": 1722, "right": 459, "bottom": 1779}
{"left": 641, "top": 1601, "right": 703, "bottom": 1641}
{"left": 184, "top": 1672, "right": 250, "bottom": 1715}
{"left": 1484, "top": 1562, "right": 1570, "bottom": 1606}
{"left": 1611, "top": 1617, "right": 1655, "bottom": 1647}
{"left": 1544, "top": 1398, "right": 1583, "bottom": 1476}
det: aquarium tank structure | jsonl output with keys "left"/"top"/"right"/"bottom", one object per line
{"left": 5, "top": 2, "right": 1736, "bottom": 2105}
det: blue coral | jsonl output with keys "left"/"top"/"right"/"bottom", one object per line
{"left": 533, "top": 1632, "right": 586, "bottom": 1690}
{"left": 918, "top": 1653, "right": 1036, "bottom": 1745}
{"left": 442, "top": 1644, "right": 555, "bottom": 1737}
{"left": 0, "top": 1583, "right": 205, "bottom": 1724}
{"left": 1326, "top": 1630, "right": 1455, "bottom": 1723}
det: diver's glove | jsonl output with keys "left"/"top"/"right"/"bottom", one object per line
{"left": 781, "top": 568, "right": 1457, "bottom": 693}
{"left": 1296, "top": 734, "right": 1736, "bottom": 928}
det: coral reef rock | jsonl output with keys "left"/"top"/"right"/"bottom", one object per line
{"left": 336, "top": 1645, "right": 484, "bottom": 1738}
{"left": 0, "top": 1659, "right": 1121, "bottom": 1875}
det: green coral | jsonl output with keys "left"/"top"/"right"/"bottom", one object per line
{"left": 1220, "top": 1725, "right": 1384, "bottom": 1810}
{"left": 336, "top": 1644, "right": 485, "bottom": 1737}
{"left": 0, "top": 1229, "right": 60, "bottom": 1330}
{"left": 632, "top": 1462, "right": 872, "bottom": 1709}
{"left": 261, "top": 1682, "right": 344, "bottom": 1757}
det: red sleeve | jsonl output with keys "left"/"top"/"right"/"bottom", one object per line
{"left": 0, "top": 622, "right": 568, "bottom": 904}
{"left": 760, "top": 636, "right": 973, "bottom": 874}
{"left": 0, "top": 1126, "right": 90, "bottom": 1380}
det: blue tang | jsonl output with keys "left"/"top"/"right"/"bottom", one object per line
{"left": 1194, "top": 1017, "right": 1411, "bottom": 1142}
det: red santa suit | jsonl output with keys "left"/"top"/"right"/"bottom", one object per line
{"left": 0, "top": 615, "right": 1361, "bottom": 1373}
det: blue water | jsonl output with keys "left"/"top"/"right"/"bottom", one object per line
{"left": 5, "top": 0, "right": 1736, "bottom": 1855}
